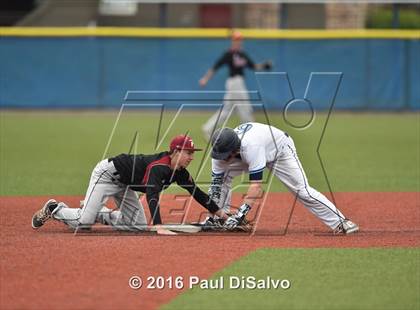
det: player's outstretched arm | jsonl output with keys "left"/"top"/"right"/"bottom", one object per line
{"left": 181, "top": 182, "right": 228, "bottom": 220}
{"left": 176, "top": 169, "right": 228, "bottom": 219}
{"left": 243, "top": 180, "right": 264, "bottom": 207}
{"left": 199, "top": 69, "right": 215, "bottom": 87}
{"left": 223, "top": 181, "right": 263, "bottom": 230}
{"left": 200, "top": 51, "right": 228, "bottom": 87}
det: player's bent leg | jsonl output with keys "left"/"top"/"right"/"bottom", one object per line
{"left": 42, "top": 159, "right": 129, "bottom": 231}
{"left": 51, "top": 202, "right": 82, "bottom": 229}
{"left": 271, "top": 141, "right": 347, "bottom": 230}
{"left": 95, "top": 206, "right": 116, "bottom": 226}
{"left": 202, "top": 92, "right": 234, "bottom": 139}
{"left": 276, "top": 168, "right": 346, "bottom": 229}
{"left": 77, "top": 183, "right": 112, "bottom": 228}
{"left": 112, "top": 188, "right": 148, "bottom": 231}
{"left": 294, "top": 185, "right": 346, "bottom": 230}
{"left": 77, "top": 159, "right": 124, "bottom": 229}
{"left": 218, "top": 99, "right": 235, "bottom": 127}
{"left": 230, "top": 76, "right": 254, "bottom": 123}
{"left": 44, "top": 161, "right": 106, "bottom": 230}
{"left": 52, "top": 159, "right": 112, "bottom": 230}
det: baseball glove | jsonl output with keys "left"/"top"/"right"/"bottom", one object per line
{"left": 200, "top": 216, "right": 225, "bottom": 231}
{"left": 199, "top": 216, "right": 253, "bottom": 233}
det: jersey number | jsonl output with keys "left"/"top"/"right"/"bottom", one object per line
{"left": 235, "top": 123, "right": 253, "bottom": 135}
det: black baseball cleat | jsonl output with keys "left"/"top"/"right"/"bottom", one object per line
{"left": 31, "top": 199, "right": 58, "bottom": 229}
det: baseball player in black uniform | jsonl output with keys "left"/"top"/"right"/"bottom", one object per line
{"left": 31, "top": 135, "right": 228, "bottom": 235}
{"left": 199, "top": 30, "right": 272, "bottom": 139}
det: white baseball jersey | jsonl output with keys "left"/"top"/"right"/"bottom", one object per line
{"left": 210, "top": 122, "right": 349, "bottom": 230}
{"left": 212, "top": 122, "right": 287, "bottom": 180}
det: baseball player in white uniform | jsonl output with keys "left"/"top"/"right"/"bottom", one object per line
{"left": 199, "top": 31, "right": 272, "bottom": 140}
{"left": 208, "top": 122, "right": 359, "bottom": 234}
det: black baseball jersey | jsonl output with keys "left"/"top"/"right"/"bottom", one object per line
{"left": 111, "top": 152, "right": 219, "bottom": 225}
{"left": 213, "top": 50, "right": 256, "bottom": 77}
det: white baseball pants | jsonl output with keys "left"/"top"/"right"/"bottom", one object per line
{"left": 216, "top": 136, "right": 346, "bottom": 230}
{"left": 203, "top": 76, "right": 254, "bottom": 135}
{"left": 52, "top": 159, "right": 148, "bottom": 231}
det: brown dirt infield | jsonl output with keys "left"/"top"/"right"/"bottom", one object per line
{"left": 0, "top": 192, "right": 419, "bottom": 310}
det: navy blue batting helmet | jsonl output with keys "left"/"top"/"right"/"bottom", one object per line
{"left": 211, "top": 128, "right": 241, "bottom": 160}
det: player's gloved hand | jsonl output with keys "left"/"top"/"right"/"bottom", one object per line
{"left": 201, "top": 216, "right": 224, "bottom": 231}
{"left": 224, "top": 216, "right": 240, "bottom": 230}
{"left": 263, "top": 60, "right": 273, "bottom": 70}
{"left": 223, "top": 203, "right": 251, "bottom": 230}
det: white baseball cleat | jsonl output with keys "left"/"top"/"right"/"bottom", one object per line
{"left": 334, "top": 220, "right": 359, "bottom": 235}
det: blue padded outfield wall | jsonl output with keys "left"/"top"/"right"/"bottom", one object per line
{"left": 0, "top": 35, "right": 419, "bottom": 110}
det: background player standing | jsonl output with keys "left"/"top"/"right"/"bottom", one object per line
{"left": 208, "top": 122, "right": 359, "bottom": 234}
{"left": 31, "top": 135, "right": 228, "bottom": 235}
{"left": 199, "top": 31, "right": 272, "bottom": 140}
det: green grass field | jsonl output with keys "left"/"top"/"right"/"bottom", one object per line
{"left": 163, "top": 248, "right": 419, "bottom": 310}
{"left": 0, "top": 111, "right": 418, "bottom": 195}
{"left": 1, "top": 110, "right": 419, "bottom": 310}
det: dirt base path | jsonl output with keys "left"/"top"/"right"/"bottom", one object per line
{"left": 1, "top": 192, "right": 418, "bottom": 310}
